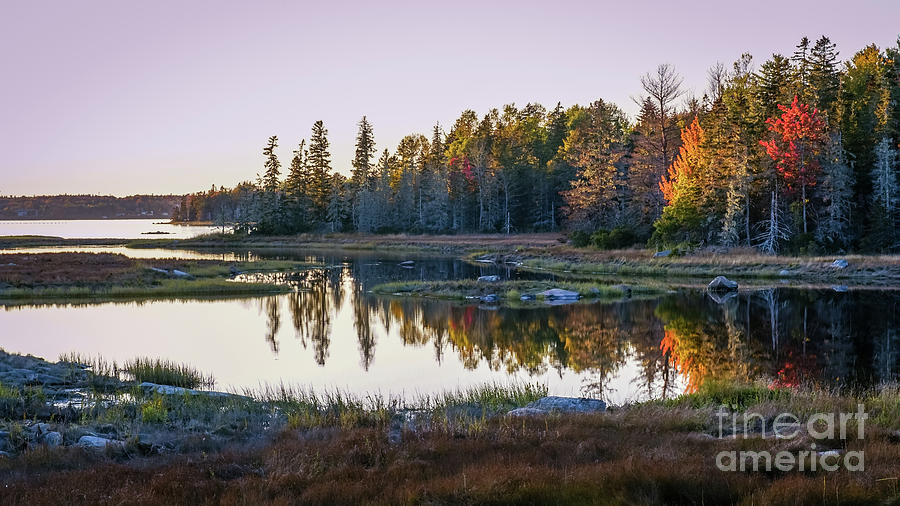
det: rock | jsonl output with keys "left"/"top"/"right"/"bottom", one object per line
{"left": 42, "top": 431, "right": 62, "bottom": 448}
{"left": 832, "top": 259, "right": 849, "bottom": 269}
{"left": 77, "top": 435, "right": 123, "bottom": 450}
{"left": 519, "top": 294, "right": 535, "bottom": 301}
{"left": 778, "top": 269, "right": 791, "bottom": 277}
{"left": 149, "top": 267, "right": 168, "bottom": 274}
{"left": 832, "top": 285, "right": 849, "bottom": 293}
{"left": 506, "top": 407, "right": 549, "bottom": 417}
{"left": 139, "top": 382, "right": 250, "bottom": 400}
{"left": 477, "top": 275, "right": 500, "bottom": 282}
{"left": 653, "top": 250, "right": 671, "bottom": 258}
{"left": 527, "top": 396, "right": 606, "bottom": 414}
{"left": 0, "top": 451, "right": 10, "bottom": 458}
{"left": 171, "top": 269, "right": 193, "bottom": 278}
{"left": 612, "top": 284, "right": 632, "bottom": 297}
{"left": 480, "top": 294, "right": 499, "bottom": 303}
{"left": 707, "top": 276, "right": 738, "bottom": 292}
{"left": 537, "top": 288, "right": 580, "bottom": 300}
{"left": 398, "top": 260, "right": 415, "bottom": 266}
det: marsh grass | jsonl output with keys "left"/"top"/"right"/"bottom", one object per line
{"left": 57, "top": 353, "right": 214, "bottom": 389}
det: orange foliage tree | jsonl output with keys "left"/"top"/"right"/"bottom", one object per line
{"left": 759, "top": 96, "right": 826, "bottom": 234}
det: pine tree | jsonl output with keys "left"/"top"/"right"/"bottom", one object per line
{"left": 326, "top": 174, "right": 347, "bottom": 232}
{"left": 284, "top": 139, "right": 310, "bottom": 231}
{"left": 808, "top": 36, "right": 840, "bottom": 115}
{"left": 867, "top": 137, "right": 899, "bottom": 250}
{"left": 562, "top": 100, "right": 630, "bottom": 230}
{"left": 258, "top": 135, "right": 284, "bottom": 233}
{"left": 816, "top": 133, "right": 855, "bottom": 248}
{"left": 307, "top": 121, "right": 332, "bottom": 225}
{"left": 351, "top": 116, "right": 376, "bottom": 190}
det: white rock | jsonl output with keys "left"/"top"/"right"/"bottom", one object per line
{"left": 832, "top": 259, "right": 849, "bottom": 269}
{"left": 477, "top": 275, "right": 500, "bottom": 282}
{"left": 707, "top": 276, "right": 738, "bottom": 292}
{"left": 537, "top": 288, "right": 580, "bottom": 300}
{"left": 77, "top": 435, "right": 123, "bottom": 449}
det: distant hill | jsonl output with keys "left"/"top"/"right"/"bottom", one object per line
{"left": 0, "top": 195, "right": 183, "bottom": 220}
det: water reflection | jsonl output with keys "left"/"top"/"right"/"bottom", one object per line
{"left": 3, "top": 254, "right": 900, "bottom": 401}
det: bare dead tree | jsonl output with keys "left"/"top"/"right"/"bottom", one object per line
{"left": 637, "top": 64, "right": 684, "bottom": 193}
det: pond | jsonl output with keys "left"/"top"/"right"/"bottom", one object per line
{"left": 3, "top": 246, "right": 898, "bottom": 404}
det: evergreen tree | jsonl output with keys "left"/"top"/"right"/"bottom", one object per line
{"left": 258, "top": 135, "right": 284, "bottom": 233}
{"left": 307, "top": 120, "right": 333, "bottom": 224}
{"left": 816, "top": 133, "right": 855, "bottom": 248}
{"left": 866, "top": 137, "right": 899, "bottom": 250}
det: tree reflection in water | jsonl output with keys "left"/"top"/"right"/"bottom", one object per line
{"left": 267, "top": 259, "right": 900, "bottom": 399}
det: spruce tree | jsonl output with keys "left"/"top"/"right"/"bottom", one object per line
{"left": 307, "top": 120, "right": 333, "bottom": 224}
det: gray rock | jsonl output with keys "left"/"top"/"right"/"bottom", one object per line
{"left": 42, "top": 431, "right": 62, "bottom": 448}
{"left": 707, "top": 276, "right": 738, "bottom": 292}
{"left": 537, "top": 288, "right": 580, "bottom": 300}
{"left": 527, "top": 396, "right": 606, "bottom": 414}
{"left": 171, "top": 269, "right": 193, "bottom": 278}
{"left": 612, "top": 284, "right": 632, "bottom": 297}
{"left": 506, "top": 407, "right": 549, "bottom": 417}
{"left": 519, "top": 294, "right": 535, "bottom": 301}
{"left": 149, "top": 267, "right": 169, "bottom": 274}
{"left": 832, "top": 259, "right": 849, "bottom": 269}
{"left": 778, "top": 269, "right": 791, "bottom": 277}
{"left": 77, "top": 435, "right": 123, "bottom": 450}
{"left": 477, "top": 275, "right": 500, "bottom": 282}
{"left": 480, "top": 294, "right": 499, "bottom": 303}
{"left": 139, "top": 382, "right": 249, "bottom": 400}
{"left": 832, "top": 285, "right": 849, "bottom": 293}
{"left": 398, "top": 260, "right": 415, "bottom": 266}
{"left": 653, "top": 250, "right": 671, "bottom": 258}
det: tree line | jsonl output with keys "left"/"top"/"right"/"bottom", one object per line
{"left": 175, "top": 36, "right": 900, "bottom": 253}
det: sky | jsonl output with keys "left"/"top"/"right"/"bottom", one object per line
{"left": 1, "top": 0, "right": 898, "bottom": 196}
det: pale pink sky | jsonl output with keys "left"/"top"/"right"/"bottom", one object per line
{"left": 1, "top": 0, "right": 898, "bottom": 196}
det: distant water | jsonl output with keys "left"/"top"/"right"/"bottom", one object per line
{"left": 0, "top": 219, "right": 221, "bottom": 239}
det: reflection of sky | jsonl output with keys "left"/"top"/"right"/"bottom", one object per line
{"left": 0, "top": 286, "right": 681, "bottom": 405}
{"left": 0, "top": 220, "right": 219, "bottom": 239}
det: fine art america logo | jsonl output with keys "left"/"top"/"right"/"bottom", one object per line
{"left": 715, "top": 404, "right": 867, "bottom": 472}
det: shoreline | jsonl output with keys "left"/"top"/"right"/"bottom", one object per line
{"left": 2, "top": 348, "right": 900, "bottom": 504}
{"left": 4, "top": 233, "right": 899, "bottom": 286}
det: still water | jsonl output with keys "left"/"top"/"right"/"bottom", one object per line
{"left": 0, "top": 219, "right": 220, "bottom": 239}
{"left": 1, "top": 221, "right": 897, "bottom": 403}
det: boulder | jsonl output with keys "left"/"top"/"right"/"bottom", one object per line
{"left": 480, "top": 294, "right": 499, "bottom": 303}
{"left": 77, "top": 435, "right": 123, "bottom": 450}
{"left": 42, "top": 431, "right": 62, "bottom": 448}
{"left": 612, "top": 284, "right": 632, "bottom": 297}
{"left": 477, "top": 275, "right": 500, "bottom": 282}
{"left": 778, "top": 269, "right": 791, "bottom": 277}
{"left": 538, "top": 288, "right": 580, "bottom": 300}
{"left": 707, "top": 276, "right": 738, "bottom": 292}
{"left": 831, "top": 285, "right": 849, "bottom": 293}
{"left": 653, "top": 250, "right": 671, "bottom": 258}
{"left": 527, "top": 396, "right": 606, "bottom": 414}
{"left": 832, "top": 259, "right": 849, "bottom": 269}
{"left": 149, "top": 267, "right": 168, "bottom": 274}
{"left": 171, "top": 269, "right": 192, "bottom": 278}
{"left": 519, "top": 294, "right": 535, "bottom": 301}
{"left": 506, "top": 407, "right": 549, "bottom": 417}
{"left": 398, "top": 260, "right": 415, "bottom": 266}
{"left": 139, "top": 382, "right": 249, "bottom": 400}
{"left": 508, "top": 396, "right": 606, "bottom": 416}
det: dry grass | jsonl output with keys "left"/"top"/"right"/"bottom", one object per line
{"left": 2, "top": 407, "right": 899, "bottom": 505}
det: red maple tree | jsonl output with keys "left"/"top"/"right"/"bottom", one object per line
{"left": 759, "top": 96, "right": 826, "bottom": 233}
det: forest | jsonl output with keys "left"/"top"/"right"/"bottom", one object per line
{"left": 0, "top": 195, "right": 181, "bottom": 220}
{"left": 175, "top": 36, "right": 900, "bottom": 254}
